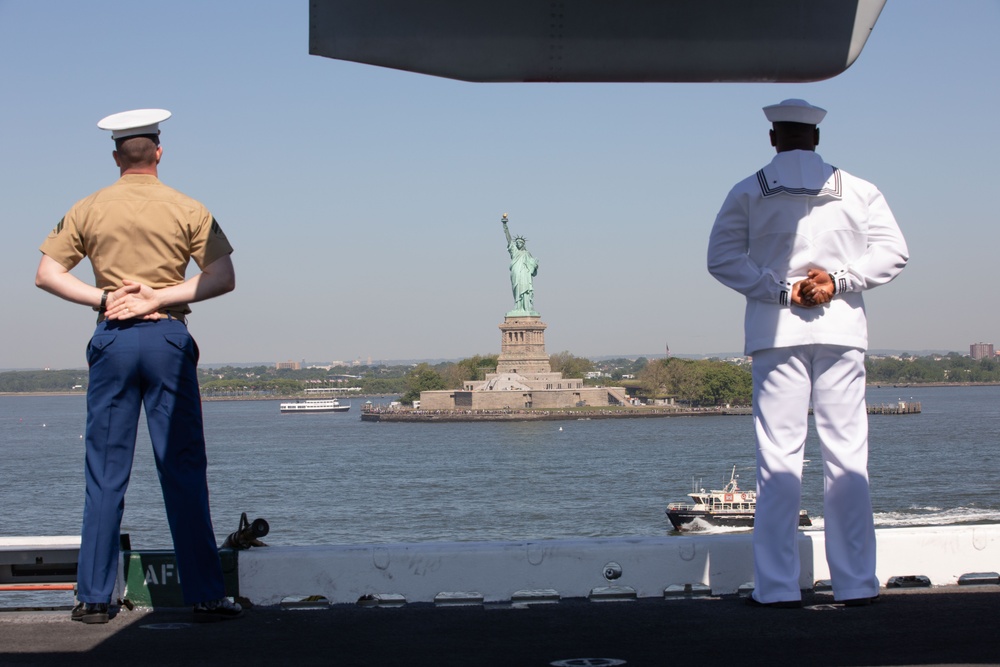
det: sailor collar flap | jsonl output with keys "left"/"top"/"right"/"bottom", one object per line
{"left": 756, "top": 152, "right": 841, "bottom": 199}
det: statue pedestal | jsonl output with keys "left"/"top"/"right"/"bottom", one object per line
{"left": 497, "top": 315, "right": 550, "bottom": 375}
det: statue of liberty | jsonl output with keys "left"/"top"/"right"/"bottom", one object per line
{"left": 501, "top": 213, "right": 539, "bottom": 316}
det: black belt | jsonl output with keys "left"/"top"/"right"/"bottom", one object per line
{"left": 97, "top": 311, "right": 187, "bottom": 325}
{"left": 159, "top": 311, "right": 188, "bottom": 324}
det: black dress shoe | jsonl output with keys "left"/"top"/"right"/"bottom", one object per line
{"left": 745, "top": 595, "right": 802, "bottom": 609}
{"left": 193, "top": 597, "right": 243, "bottom": 622}
{"left": 840, "top": 595, "right": 879, "bottom": 607}
{"left": 71, "top": 602, "right": 109, "bottom": 624}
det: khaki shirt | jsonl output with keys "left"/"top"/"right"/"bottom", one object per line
{"left": 40, "top": 174, "right": 233, "bottom": 317}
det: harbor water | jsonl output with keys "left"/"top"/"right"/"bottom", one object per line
{"left": 2, "top": 385, "right": 999, "bottom": 606}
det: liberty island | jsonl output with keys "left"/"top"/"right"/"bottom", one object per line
{"left": 408, "top": 214, "right": 630, "bottom": 414}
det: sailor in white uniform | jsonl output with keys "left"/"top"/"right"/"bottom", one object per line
{"left": 707, "top": 99, "right": 908, "bottom": 607}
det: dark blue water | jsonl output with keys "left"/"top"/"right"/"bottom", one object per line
{"left": 2, "top": 385, "right": 998, "bottom": 552}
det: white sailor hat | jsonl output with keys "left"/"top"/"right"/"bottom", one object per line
{"left": 97, "top": 108, "right": 171, "bottom": 140}
{"left": 762, "top": 99, "right": 826, "bottom": 125}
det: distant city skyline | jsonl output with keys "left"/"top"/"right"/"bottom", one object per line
{"left": 3, "top": 2, "right": 998, "bottom": 370}
{"left": 6, "top": 346, "right": 994, "bottom": 373}
{"left": 970, "top": 343, "right": 996, "bottom": 362}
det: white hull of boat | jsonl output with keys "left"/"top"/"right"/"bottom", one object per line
{"left": 280, "top": 399, "right": 350, "bottom": 414}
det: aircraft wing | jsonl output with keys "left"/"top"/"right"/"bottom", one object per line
{"left": 309, "top": 0, "right": 886, "bottom": 83}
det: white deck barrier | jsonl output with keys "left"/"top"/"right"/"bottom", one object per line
{"left": 0, "top": 536, "right": 80, "bottom": 590}
{"left": 5, "top": 526, "right": 997, "bottom": 606}
{"left": 238, "top": 524, "right": 1000, "bottom": 606}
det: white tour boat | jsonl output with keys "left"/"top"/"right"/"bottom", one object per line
{"left": 279, "top": 398, "right": 351, "bottom": 414}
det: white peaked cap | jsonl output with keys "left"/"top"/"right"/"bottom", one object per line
{"left": 762, "top": 99, "right": 826, "bottom": 125}
{"left": 97, "top": 109, "right": 171, "bottom": 140}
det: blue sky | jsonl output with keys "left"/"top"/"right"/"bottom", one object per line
{"left": 2, "top": 1, "right": 998, "bottom": 369}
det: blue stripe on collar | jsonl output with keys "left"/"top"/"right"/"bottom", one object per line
{"left": 757, "top": 167, "right": 842, "bottom": 198}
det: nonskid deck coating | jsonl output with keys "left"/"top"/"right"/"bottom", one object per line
{"left": 2, "top": 586, "right": 999, "bottom": 667}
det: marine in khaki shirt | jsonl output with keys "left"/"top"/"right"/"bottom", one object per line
{"left": 40, "top": 173, "right": 232, "bottom": 320}
{"left": 34, "top": 108, "right": 242, "bottom": 625}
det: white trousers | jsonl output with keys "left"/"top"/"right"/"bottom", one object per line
{"left": 751, "top": 345, "right": 879, "bottom": 603}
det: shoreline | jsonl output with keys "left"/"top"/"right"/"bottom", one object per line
{"left": 0, "top": 393, "right": 388, "bottom": 400}
{"left": 359, "top": 399, "right": 923, "bottom": 422}
{"left": 2, "top": 381, "right": 997, "bottom": 400}
{"left": 360, "top": 406, "right": 751, "bottom": 423}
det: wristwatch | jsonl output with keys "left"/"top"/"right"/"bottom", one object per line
{"left": 93, "top": 291, "right": 109, "bottom": 313}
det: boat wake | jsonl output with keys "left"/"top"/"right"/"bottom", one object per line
{"left": 801, "top": 507, "right": 1000, "bottom": 531}
{"left": 873, "top": 506, "right": 1000, "bottom": 528}
{"left": 669, "top": 507, "right": 1000, "bottom": 534}
{"left": 669, "top": 519, "right": 752, "bottom": 535}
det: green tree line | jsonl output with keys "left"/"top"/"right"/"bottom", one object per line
{"left": 397, "top": 355, "right": 501, "bottom": 404}
{"left": 865, "top": 353, "right": 1000, "bottom": 384}
{"left": 631, "top": 357, "right": 753, "bottom": 407}
{"left": 3, "top": 354, "right": 998, "bottom": 396}
{"left": 0, "top": 369, "right": 89, "bottom": 393}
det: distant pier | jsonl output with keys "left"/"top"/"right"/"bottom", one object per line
{"left": 360, "top": 405, "right": 752, "bottom": 423}
{"left": 867, "top": 400, "right": 921, "bottom": 415}
{"left": 361, "top": 401, "right": 920, "bottom": 422}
